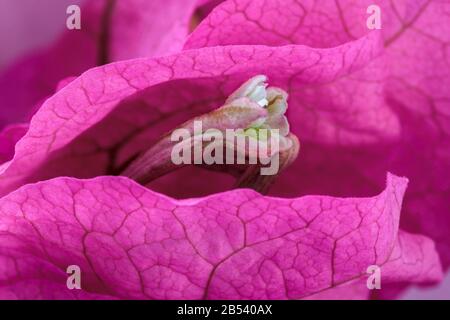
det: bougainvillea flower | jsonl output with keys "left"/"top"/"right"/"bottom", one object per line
{"left": 0, "top": 0, "right": 449, "bottom": 300}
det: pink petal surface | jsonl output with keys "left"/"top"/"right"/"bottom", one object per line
{"left": 0, "top": 34, "right": 382, "bottom": 196}
{"left": 186, "top": 0, "right": 401, "bottom": 145}
{"left": 0, "top": 124, "right": 28, "bottom": 165}
{"left": 0, "top": 174, "right": 442, "bottom": 299}
{"left": 303, "top": 279, "right": 371, "bottom": 300}
{"left": 185, "top": 0, "right": 373, "bottom": 48}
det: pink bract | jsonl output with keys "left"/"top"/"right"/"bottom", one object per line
{"left": 0, "top": 174, "right": 442, "bottom": 299}
{"left": 0, "top": 0, "right": 448, "bottom": 299}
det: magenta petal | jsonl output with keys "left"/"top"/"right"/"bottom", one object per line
{"left": 0, "top": 173, "right": 442, "bottom": 299}
{"left": 304, "top": 229, "right": 444, "bottom": 300}
{"left": 0, "top": 35, "right": 382, "bottom": 196}
{"left": 185, "top": 0, "right": 401, "bottom": 145}
{"left": 185, "top": 0, "right": 377, "bottom": 49}
{"left": 303, "top": 280, "right": 371, "bottom": 300}
{"left": 185, "top": 0, "right": 450, "bottom": 271}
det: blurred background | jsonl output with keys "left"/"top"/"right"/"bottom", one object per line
{"left": 0, "top": 0, "right": 84, "bottom": 72}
